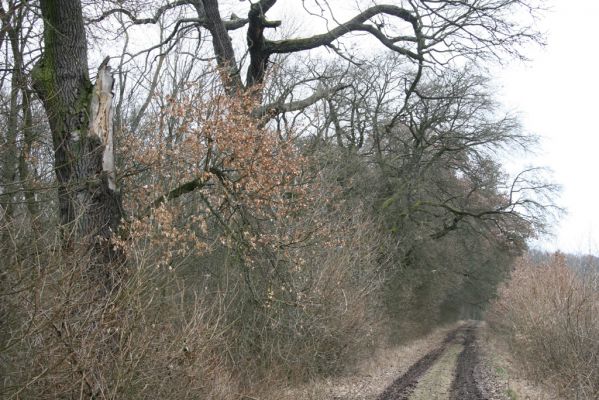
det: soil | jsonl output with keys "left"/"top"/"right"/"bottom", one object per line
{"left": 375, "top": 322, "right": 506, "bottom": 400}
{"left": 376, "top": 327, "right": 462, "bottom": 400}
{"left": 449, "top": 325, "right": 485, "bottom": 399}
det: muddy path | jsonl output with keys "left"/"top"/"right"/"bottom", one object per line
{"left": 449, "top": 325, "right": 485, "bottom": 400}
{"left": 376, "top": 326, "right": 464, "bottom": 400}
{"left": 376, "top": 322, "right": 495, "bottom": 400}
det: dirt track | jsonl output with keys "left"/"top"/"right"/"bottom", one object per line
{"left": 450, "top": 325, "right": 485, "bottom": 399}
{"left": 376, "top": 322, "right": 496, "bottom": 400}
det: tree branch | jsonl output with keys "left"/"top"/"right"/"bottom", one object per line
{"left": 149, "top": 176, "right": 209, "bottom": 211}
{"left": 88, "top": 1, "right": 194, "bottom": 24}
{"left": 201, "top": 0, "right": 243, "bottom": 92}
{"left": 87, "top": 1, "right": 249, "bottom": 31}
{"left": 251, "top": 84, "right": 350, "bottom": 119}
{"left": 265, "top": 4, "right": 421, "bottom": 59}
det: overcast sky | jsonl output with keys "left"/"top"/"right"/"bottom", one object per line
{"left": 496, "top": 0, "right": 599, "bottom": 254}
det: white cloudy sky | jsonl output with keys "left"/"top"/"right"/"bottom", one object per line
{"left": 496, "top": 0, "right": 599, "bottom": 254}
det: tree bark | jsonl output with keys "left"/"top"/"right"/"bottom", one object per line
{"left": 33, "top": 0, "right": 121, "bottom": 260}
{"left": 246, "top": 0, "right": 279, "bottom": 87}
{"left": 200, "top": 0, "right": 243, "bottom": 93}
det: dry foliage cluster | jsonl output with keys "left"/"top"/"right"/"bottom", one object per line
{"left": 488, "top": 254, "right": 599, "bottom": 399}
{"left": 119, "top": 88, "right": 308, "bottom": 266}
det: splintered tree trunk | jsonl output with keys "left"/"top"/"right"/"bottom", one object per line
{"left": 76, "top": 62, "right": 122, "bottom": 250}
{"left": 33, "top": 0, "right": 121, "bottom": 262}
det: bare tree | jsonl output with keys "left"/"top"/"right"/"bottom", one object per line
{"left": 88, "top": 0, "right": 542, "bottom": 118}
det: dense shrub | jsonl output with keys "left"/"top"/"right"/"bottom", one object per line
{"left": 488, "top": 254, "right": 599, "bottom": 399}
{"left": 0, "top": 224, "right": 237, "bottom": 399}
{"left": 0, "top": 182, "right": 388, "bottom": 398}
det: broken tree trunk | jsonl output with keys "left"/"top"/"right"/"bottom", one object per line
{"left": 33, "top": 0, "right": 122, "bottom": 264}
{"left": 76, "top": 61, "right": 122, "bottom": 251}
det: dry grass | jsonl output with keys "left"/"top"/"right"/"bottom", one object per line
{"left": 409, "top": 342, "right": 461, "bottom": 400}
{"left": 488, "top": 254, "right": 599, "bottom": 399}
{"left": 478, "top": 323, "right": 559, "bottom": 400}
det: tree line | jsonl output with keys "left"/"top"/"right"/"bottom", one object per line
{"left": 0, "top": 1, "right": 558, "bottom": 398}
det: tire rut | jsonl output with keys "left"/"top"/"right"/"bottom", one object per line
{"left": 449, "top": 325, "right": 485, "bottom": 400}
{"left": 376, "top": 326, "right": 464, "bottom": 400}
